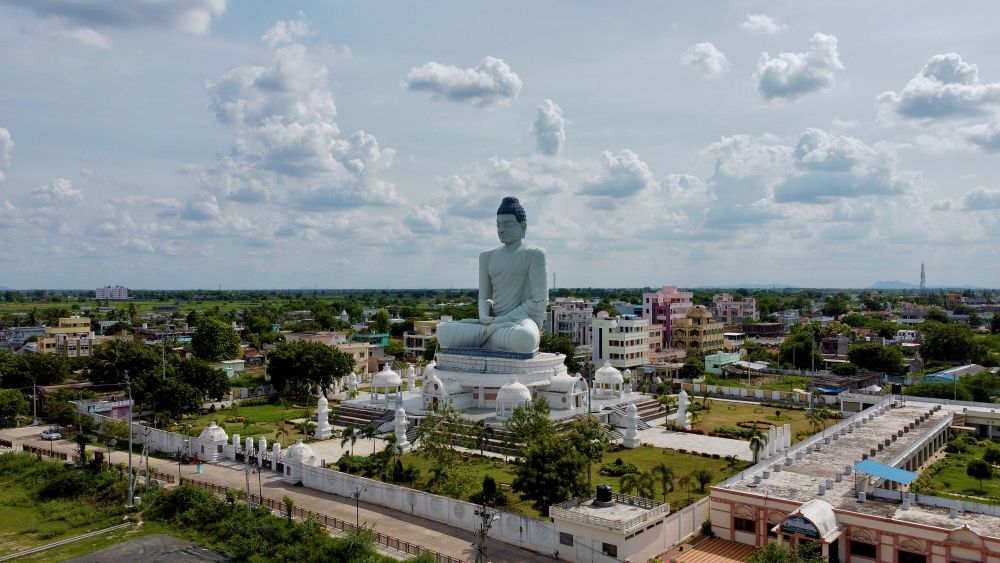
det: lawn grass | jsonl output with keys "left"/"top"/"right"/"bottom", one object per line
{"left": 684, "top": 399, "right": 817, "bottom": 443}
{"left": 395, "top": 445, "right": 751, "bottom": 519}
{"left": 913, "top": 438, "right": 1000, "bottom": 505}
{"left": 176, "top": 402, "right": 316, "bottom": 446}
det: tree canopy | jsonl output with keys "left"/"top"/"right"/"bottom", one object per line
{"left": 267, "top": 340, "right": 355, "bottom": 395}
{"left": 920, "top": 321, "right": 982, "bottom": 363}
{"left": 539, "top": 332, "right": 580, "bottom": 374}
{"left": 847, "top": 343, "right": 903, "bottom": 374}
{"left": 192, "top": 317, "right": 242, "bottom": 361}
{"left": 511, "top": 435, "right": 589, "bottom": 515}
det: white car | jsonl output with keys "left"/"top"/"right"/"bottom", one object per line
{"left": 40, "top": 429, "right": 62, "bottom": 440}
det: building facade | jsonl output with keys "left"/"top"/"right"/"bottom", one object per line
{"left": 591, "top": 314, "right": 650, "bottom": 370}
{"left": 544, "top": 298, "right": 596, "bottom": 346}
{"left": 94, "top": 285, "right": 131, "bottom": 301}
{"left": 713, "top": 293, "right": 759, "bottom": 324}
{"left": 403, "top": 319, "right": 442, "bottom": 356}
{"left": 671, "top": 306, "right": 724, "bottom": 354}
{"left": 642, "top": 286, "right": 694, "bottom": 335}
{"left": 37, "top": 316, "right": 101, "bottom": 357}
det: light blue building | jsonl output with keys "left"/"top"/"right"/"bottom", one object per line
{"left": 705, "top": 352, "right": 741, "bottom": 375}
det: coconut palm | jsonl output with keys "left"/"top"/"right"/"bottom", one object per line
{"left": 340, "top": 427, "right": 357, "bottom": 456}
{"left": 807, "top": 410, "right": 825, "bottom": 435}
{"left": 677, "top": 474, "right": 693, "bottom": 504}
{"left": 651, "top": 462, "right": 674, "bottom": 502}
{"left": 620, "top": 471, "right": 656, "bottom": 499}
{"left": 749, "top": 430, "right": 769, "bottom": 464}
{"left": 657, "top": 394, "right": 677, "bottom": 415}
{"left": 362, "top": 424, "right": 379, "bottom": 454}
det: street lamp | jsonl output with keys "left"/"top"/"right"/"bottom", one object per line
{"left": 351, "top": 485, "right": 369, "bottom": 528}
{"left": 473, "top": 506, "right": 500, "bottom": 563}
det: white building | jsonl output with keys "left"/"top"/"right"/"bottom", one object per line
{"left": 95, "top": 285, "right": 131, "bottom": 301}
{"left": 591, "top": 314, "right": 649, "bottom": 370}
{"left": 545, "top": 297, "right": 597, "bottom": 346}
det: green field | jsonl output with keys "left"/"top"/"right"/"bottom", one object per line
{"left": 913, "top": 437, "right": 1000, "bottom": 505}
{"left": 173, "top": 401, "right": 316, "bottom": 446}
{"left": 682, "top": 399, "right": 820, "bottom": 443}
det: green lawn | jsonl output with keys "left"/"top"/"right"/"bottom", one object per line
{"left": 684, "top": 400, "right": 818, "bottom": 443}
{"left": 174, "top": 401, "right": 316, "bottom": 446}
{"left": 394, "top": 446, "right": 751, "bottom": 519}
{"left": 913, "top": 438, "right": 1000, "bottom": 505}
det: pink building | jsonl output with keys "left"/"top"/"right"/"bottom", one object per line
{"left": 713, "top": 293, "right": 759, "bottom": 324}
{"left": 642, "top": 286, "right": 694, "bottom": 348}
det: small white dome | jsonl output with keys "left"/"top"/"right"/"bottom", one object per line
{"left": 623, "top": 368, "right": 633, "bottom": 379}
{"left": 406, "top": 363, "right": 416, "bottom": 377}
{"left": 595, "top": 361, "right": 624, "bottom": 385}
{"left": 497, "top": 378, "right": 532, "bottom": 404}
{"left": 347, "top": 372, "right": 358, "bottom": 384}
{"left": 548, "top": 373, "right": 578, "bottom": 393}
{"left": 198, "top": 421, "right": 228, "bottom": 442}
{"left": 372, "top": 364, "right": 402, "bottom": 388}
{"left": 284, "top": 439, "right": 315, "bottom": 463}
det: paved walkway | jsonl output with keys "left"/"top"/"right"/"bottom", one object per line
{"left": 636, "top": 425, "right": 753, "bottom": 461}
{"left": 662, "top": 536, "right": 758, "bottom": 563}
{"left": 0, "top": 427, "right": 552, "bottom": 563}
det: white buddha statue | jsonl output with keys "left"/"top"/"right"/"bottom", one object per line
{"left": 436, "top": 196, "right": 547, "bottom": 355}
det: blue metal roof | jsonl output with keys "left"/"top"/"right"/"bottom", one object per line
{"left": 853, "top": 459, "right": 918, "bottom": 484}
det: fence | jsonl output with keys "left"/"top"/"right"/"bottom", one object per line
{"left": 180, "top": 478, "right": 465, "bottom": 563}
{"left": 22, "top": 444, "right": 68, "bottom": 460}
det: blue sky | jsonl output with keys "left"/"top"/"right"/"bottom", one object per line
{"left": 0, "top": 1, "right": 998, "bottom": 289}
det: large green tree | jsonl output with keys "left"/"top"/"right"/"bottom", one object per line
{"left": 0, "top": 388, "right": 28, "bottom": 420}
{"left": 920, "top": 321, "right": 982, "bottom": 362}
{"left": 567, "top": 417, "right": 611, "bottom": 488}
{"left": 511, "top": 435, "right": 589, "bottom": 515}
{"left": 503, "top": 396, "right": 555, "bottom": 448}
{"left": 192, "top": 317, "right": 242, "bottom": 361}
{"left": 779, "top": 331, "right": 822, "bottom": 370}
{"left": 174, "top": 357, "right": 231, "bottom": 401}
{"left": 539, "top": 333, "right": 581, "bottom": 374}
{"left": 990, "top": 314, "right": 1000, "bottom": 335}
{"left": 267, "top": 340, "right": 355, "bottom": 395}
{"left": 822, "top": 293, "right": 850, "bottom": 317}
{"left": 847, "top": 343, "right": 904, "bottom": 374}
{"left": 89, "top": 340, "right": 159, "bottom": 385}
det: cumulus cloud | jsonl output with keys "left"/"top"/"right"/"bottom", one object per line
{"left": 405, "top": 205, "right": 443, "bottom": 233}
{"left": 0, "top": 128, "right": 11, "bottom": 184}
{"left": 202, "top": 15, "right": 400, "bottom": 210}
{"left": 961, "top": 186, "right": 1000, "bottom": 210}
{"left": 878, "top": 54, "right": 1000, "bottom": 120}
{"left": 755, "top": 33, "right": 844, "bottom": 102}
{"left": 3, "top": 0, "right": 227, "bottom": 48}
{"left": 963, "top": 123, "right": 1000, "bottom": 151}
{"left": 443, "top": 156, "right": 570, "bottom": 220}
{"left": 180, "top": 195, "right": 222, "bottom": 221}
{"left": 930, "top": 199, "right": 953, "bottom": 211}
{"left": 579, "top": 150, "right": 657, "bottom": 198}
{"left": 532, "top": 99, "right": 566, "bottom": 156}
{"left": 30, "top": 178, "right": 83, "bottom": 206}
{"left": 402, "top": 56, "right": 523, "bottom": 107}
{"left": 741, "top": 14, "right": 785, "bottom": 35}
{"left": 681, "top": 42, "right": 730, "bottom": 77}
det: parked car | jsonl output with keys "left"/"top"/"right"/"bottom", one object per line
{"left": 40, "top": 429, "right": 62, "bottom": 440}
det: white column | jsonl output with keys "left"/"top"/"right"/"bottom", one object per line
{"left": 783, "top": 423, "right": 792, "bottom": 448}
{"left": 257, "top": 437, "right": 267, "bottom": 468}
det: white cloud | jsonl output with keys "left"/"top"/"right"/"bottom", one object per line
{"left": 741, "top": 14, "right": 785, "bottom": 35}
{"left": 3, "top": 0, "right": 227, "bottom": 49}
{"left": 532, "top": 99, "right": 567, "bottom": 156}
{"left": 878, "top": 54, "right": 1000, "bottom": 120}
{"left": 30, "top": 178, "right": 83, "bottom": 206}
{"left": 180, "top": 195, "right": 222, "bottom": 221}
{"left": 681, "top": 42, "right": 730, "bottom": 77}
{"left": 961, "top": 186, "right": 1000, "bottom": 210}
{"left": 443, "top": 156, "right": 570, "bottom": 219}
{"left": 0, "top": 128, "right": 11, "bottom": 184}
{"left": 405, "top": 205, "right": 443, "bottom": 233}
{"left": 402, "top": 56, "right": 523, "bottom": 107}
{"left": 963, "top": 123, "right": 1000, "bottom": 151}
{"left": 202, "top": 16, "right": 400, "bottom": 210}
{"left": 755, "top": 33, "right": 844, "bottom": 102}
{"left": 579, "top": 150, "right": 657, "bottom": 198}
{"left": 930, "top": 199, "right": 953, "bottom": 211}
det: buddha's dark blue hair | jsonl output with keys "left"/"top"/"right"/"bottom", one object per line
{"left": 497, "top": 196, "right": 526, "bottom": 222}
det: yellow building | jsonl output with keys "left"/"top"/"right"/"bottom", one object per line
{"left": 403, "top": 319, "right": 443, "bottom": 356}
{"left": 671, "top": 305, "right": 724, "bottom": 354}
{"left": 38, "top": 316, "right": 101, "bottom": 357}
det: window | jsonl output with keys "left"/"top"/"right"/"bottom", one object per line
{"left": 897, "top": 551, "right": 926, "bottom": 563}
{"left": 559, "top": 532, "right": 573, "bottom": 547}
{"left": 734, "top": 517, "right": 755, "bottom": 533}
{"left": 601, "top": 543, "right": 617, "bottom": 557}
{"left": 217, "top": 445, "right": 224, "bottom": 454}
{"left": 850, "top": 540, "right": 877, "bottom": 559}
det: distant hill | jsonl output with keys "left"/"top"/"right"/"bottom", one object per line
{"left": 871, "top": 280, "right": 919, "bottom": 289}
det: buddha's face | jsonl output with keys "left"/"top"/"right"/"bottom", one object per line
{"left": 496, "top": 214, "right": 526, "bottom": 245}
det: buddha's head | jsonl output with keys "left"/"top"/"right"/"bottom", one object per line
{"left": 496, "top": 196, "right": 526, "bottom": 245}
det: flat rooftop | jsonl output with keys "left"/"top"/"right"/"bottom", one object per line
{"left": 720, "top": 401, "right": 1000, "bottom": 538}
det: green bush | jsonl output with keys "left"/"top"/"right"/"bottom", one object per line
{"left": 599, "top": 459, "right": 639, "bottom": 476}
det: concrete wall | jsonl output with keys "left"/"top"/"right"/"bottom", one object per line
{"left": 686, "top": 383, "right": 838, "bottom": 406}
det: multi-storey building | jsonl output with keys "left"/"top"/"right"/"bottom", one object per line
{"left": 670, "top": 306, "right": 724, "bottom": 354}
{"left": 591, "top": 314, "right": 649, "bottom": 370}
{"left": 544, "top": 297, "right": 596, "bottom": 346}
{"left": 94, "top": 285, "right": 131, "bottom": 301}
{"left": 37, "top": 316, "right": 101, "bottom": 357}
{"left": 642, "top": 286, "right": 694, "bottom": 348}
{"left": 403, "top": 319, "right": 443, "bottom": 356}
{"left": 713, "top": 293, "right": 759, "bottom": 324}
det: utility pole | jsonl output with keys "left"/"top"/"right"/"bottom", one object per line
{"left": 352, "top": 485, "right": 368, "bottom": 527}
{"left": 245, "top": 445, "right": 252, "bottom": 516}
{"left": 125, "top": 370, "right": 134, "bottom": 508}
{"left": 473, "top": 506, "right": 498, "bottom": 563}
{"left": 32, "top": 377, "right": 38, "bottom": 425}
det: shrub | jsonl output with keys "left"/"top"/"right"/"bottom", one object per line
{"left": 599, "top": 459, "right": 639, "bottom": 476}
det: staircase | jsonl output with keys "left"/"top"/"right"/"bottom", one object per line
{"left": 329, "top": 404, "right": 392, "bottom": 431}
{"left": 632, "top": 397, "right": 667, "bottom": 422}
{"left": 607, "top": 404, "right": 652, "bottom": 431}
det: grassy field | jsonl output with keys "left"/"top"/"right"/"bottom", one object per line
{"left": 396, "top": 445, "right": 751, "bottom": 519}
{"left": 173, "top": 401, "right": 316, "bottom": 446}
{"left": 702, "top": 375, "right": 813, "bottom": 392}
{"left": 683, "top": 399, "right": 819, "bottom": 443}
{"left": 913, "top": 438, "right": 1000, "bottom": 505}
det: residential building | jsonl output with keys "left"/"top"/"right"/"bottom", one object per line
{"left": 670, "top": 306, "right": 724, "bottom": 354}
{"left": 705, "top": 352, "right": 742, "bottom": 375}
{"left": 591, "top": 314, "right": 649, "bottom": 370}
{"left": 820, "top": 334, "right": 851, "bottom": 358}
{"left": 0, "top": 326, "right": 46, "bottom": 350}
{"left": 209, "top": 359, "right": 246, "bottom": 378}
{"left": 713, "top": 293, "right": 759, "bottom": 324}
{"left": 349, "top": 333, "right": 389, "bottom": 348}
{"left": 551, "top": 486, "right": 670, "bottom": 563}
{"left": 646, "top": 324, "right": 684, "bottom": 363}
{"left": 724, "top": 331, "right": 747, "bottom": 351}
{"left": 37, "top": 316, "right": 101, "bottom": 357}
{"left": 403, "top": 319, "right": 443, "bottom": 356}
{"left": 642, "top": 285, "right": 694, "bottom": 348}
{"left": 544, "top": 298, "right": 596, "bottom": 346}
{"left": 94, "top": 285, "right": 131, "bottom": 301}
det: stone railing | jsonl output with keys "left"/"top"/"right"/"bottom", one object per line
{"left": 550, "top": 494, "right": 669, "bottom": 535}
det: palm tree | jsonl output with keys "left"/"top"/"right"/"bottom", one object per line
{"left": 807, "top": 410, "right": 825, "bottom": 435}
{"left": 473, "top": 420, "right": 487, "bottom": 456}
{"left": 383, "top": 433, "right": 399, "bottom": 457}
{"left": 620, "top": 472, "right": 641, "bottom": 496}
{"left": 620, "top": 471, "right": 656, "bottom": 499}
{"left": 678, "top": 474, "right": 693, "bottom": 504}
{"left": 749, "top": 430, "right": 769, "bottom": 464}
{"left": 340, "top": 427, "right": 357, "bottom": 456}
{"left": 651, "top": 463, "right": 674, "bottom": 502}
{"left": 657, "top": 395, "right": 676, "bottom": 415}
{"left": 362, "top": 424, "right": 379, "bottom": 454}
{"left": 275, "top": 427, "right": 289, "bottom": 449}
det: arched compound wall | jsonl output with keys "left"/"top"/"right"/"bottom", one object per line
{"left": 298, "top": 464, "right": 558, "bottom": 556}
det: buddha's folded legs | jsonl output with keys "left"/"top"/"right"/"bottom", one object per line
{"left": 437, "top": 318, "right": 540, "bottom": 354}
